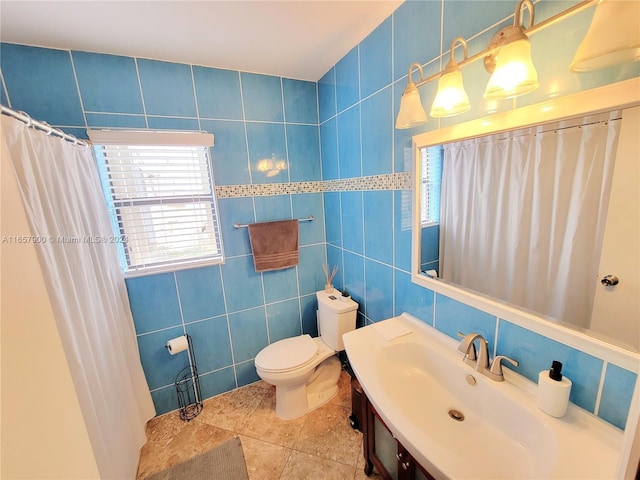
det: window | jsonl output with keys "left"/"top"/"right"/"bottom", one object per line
{"left": 89, "top": 130, "right": 223, "bottom": 276}
{"left": 420, "top": 145, "right": 443, "bottom": 226}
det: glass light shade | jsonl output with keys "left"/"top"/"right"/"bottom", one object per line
{"left": 571, "top": 0, "right": 640, "bottom": 72}
{"left": 395, "top": 81, "right": 428, "bottom": 129}
{"left": 484, "top": 36, "right": 539, "bottom": 100}
{"left": 430, "top": 67, "right": 471, "bottom": 117}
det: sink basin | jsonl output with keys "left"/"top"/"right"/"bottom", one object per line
{"left": 343, "top": 313, "right": 623, "bottom": 479}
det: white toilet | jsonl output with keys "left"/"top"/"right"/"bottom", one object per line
{"left": 255, "top": 289, "right": 358, "bottom": 419}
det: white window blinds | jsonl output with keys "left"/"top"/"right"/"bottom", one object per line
{"left": 89, "top": 130, "right": 223, "bottom": 275}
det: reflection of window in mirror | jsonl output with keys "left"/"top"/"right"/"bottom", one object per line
{"left": 420, "top": 146, "right": 443, "bottom": 277}
{"left": 420, "top": 146, "right": 443, "bottom": 226}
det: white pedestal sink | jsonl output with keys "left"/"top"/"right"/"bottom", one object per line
{"left": 343, "top": 313, "right": 623, "bottom": 479}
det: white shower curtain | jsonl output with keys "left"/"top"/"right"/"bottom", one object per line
{"left": 1, "top": 116, "right": 155, "bottom": 479}
{"left": 440, "top": 113, "right": 620, "bottom": 328}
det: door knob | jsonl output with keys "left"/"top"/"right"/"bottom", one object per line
{"left": 601, "top": 275, "right": 619, "bottom": 287}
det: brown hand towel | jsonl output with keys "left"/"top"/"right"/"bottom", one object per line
{"left": 247, "top": 219, "right": 299, "bottom": 272}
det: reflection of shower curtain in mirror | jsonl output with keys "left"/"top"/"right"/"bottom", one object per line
{"left": 440, "top": 112, "right": 620, "bottom": 328}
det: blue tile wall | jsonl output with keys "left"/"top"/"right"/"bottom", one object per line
{"left": 283, "top": 78, "right": 318, "bottom": 124}
{"left": 340, "top": 191, "right": 364, "bottom": 254}
{"left": 335, "top": 46, "right": 360, "bottom": 112}
{"left": 1, "top": 44, "right": 85, "bottom": 127}
{"left": 0, "top": 42, "right": 326, "bottom": 415}
{"left": 320, "top": 118, "right": 339, "bottom": 180}
{"left": 420, "top": 225, "right": 440, "bottom": 272}
{"left": 337, "top": 105, "right": 362, "bottom": 178}
{"left": 193, "top": 66, "right": 244, "bottom": 120}
{"left": 317, "top": 0, "right": 638, "bottom": 431}
{"left": 361, "top": 86, "right": 393, "bottom": 177}
{"left": 497, "top": 320, "right": 603, "bottom": 413}
{"left": 318, "top": 68, "right": 336, "bottom": 124}
{"left": 137, "top": 59, "right": 197, "bottom": 117}
{"left": 599, "top": 364, "right": 638, "bottom": 429}
{"left": 73, "top": 51, "right": 144, "bottom": 114}
{"left": 287, "top": 124, "right": 321, "bottom": 182}
{"left": 241, "top": 73, "right": 284, "bottom": 122}
{"left": 359, "top": 17, "right": 393, "bottom": 99}
{"left": 393, "top": 190, "right": 412, "bottom": 272}
{"left": 2, "top": 0, "right": 638, "bottom": 429}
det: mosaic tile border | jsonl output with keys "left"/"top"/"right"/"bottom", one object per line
{"left": 215, "top": 172, "right": 411, "bottom": 198}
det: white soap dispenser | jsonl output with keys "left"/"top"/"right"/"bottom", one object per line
{"left": 538, "top": 360, "right": 572, "bottom": 417}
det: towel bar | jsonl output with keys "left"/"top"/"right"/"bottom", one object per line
{"left": 233, "top": 215, "right": 315, "bottom": 229}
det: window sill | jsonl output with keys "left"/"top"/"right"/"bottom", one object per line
{"left": 123, "top": 257, "right": 225, "bottom": 278}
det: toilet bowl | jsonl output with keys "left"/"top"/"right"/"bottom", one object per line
{"left": 254, "top": 289, "right": 358, "bottom": 419}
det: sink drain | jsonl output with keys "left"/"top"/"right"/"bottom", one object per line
{"left": 448, "top": 409, "right": 465, "bottom": 421}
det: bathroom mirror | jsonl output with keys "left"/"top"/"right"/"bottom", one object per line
{"left": 412, "top": 78, "right": 640, "bottom": 352}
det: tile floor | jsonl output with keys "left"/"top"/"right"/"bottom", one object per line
{"left": 136, "top": 371, "right": 384, "bottom": 480}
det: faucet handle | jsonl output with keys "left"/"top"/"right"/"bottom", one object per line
{"left": 487, "top": 355, "right": 519, "bottom": 382}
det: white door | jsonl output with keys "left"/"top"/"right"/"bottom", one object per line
{"left": 590, "top": 106, "right": 640, "bottom": 350}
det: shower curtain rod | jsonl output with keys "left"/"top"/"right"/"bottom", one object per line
{"left": 1, "top": 105, "right": 89, "bottom": 146}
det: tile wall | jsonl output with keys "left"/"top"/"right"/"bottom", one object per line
{"left": 0, "top": 43, "right": 329, "bottom": 414}
{"left": 1, "top": 0, "right": 638, "bottom": 429}
{"left": 317, "top": 0, "right": 638, "bottom": 431}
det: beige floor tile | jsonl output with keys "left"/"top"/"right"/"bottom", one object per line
{"left": 136, "top": 369, "right": 368, "bottom": 480}
{"left": 239, "top": 434, "right": 291, "bottom": 480}
{"left": 240, "top": 387, "right": 306, "bottom": 448}
{"left": 142, "top": 410, "right": 191, "bottom": 448}
{"left": 294, "top": 402, "right": 362, "bottom": 466}
{"left": 279, "top": 450, "right": 357, "bottom": 480}
{"left": 198, "top": 384, "right": 267, "bottom": 431}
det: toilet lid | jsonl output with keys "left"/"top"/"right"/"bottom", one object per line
{"left": 255, "top": 334, "right": 318, "bottom": 372}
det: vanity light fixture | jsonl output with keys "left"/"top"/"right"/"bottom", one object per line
{"left": 395, "top": 63, "right": 429, "bottom": 128}
{"left": 430, "top": 37, "right": 471, "bottom": 118}
{"left": 570, "top": 0, "right": 640, "bottom": 72}
{"left": 483, "top": 0, "right": 539, "bottom": 100}
{"left": 395, "top": 0, "right": 638, "bottom": 129}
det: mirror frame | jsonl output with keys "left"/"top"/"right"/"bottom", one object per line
{"left": 411, "top": 77, "right": 640, "bottom": 369}
{"left": 412, "top": 79, "right": 640, "bottom": 477}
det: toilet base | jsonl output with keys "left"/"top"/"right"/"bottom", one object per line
{"left": 307, "top": 355, "right": 341, "bottom": 411}
{"left": 274, "top": 355, "right": 342, "bottom": 420}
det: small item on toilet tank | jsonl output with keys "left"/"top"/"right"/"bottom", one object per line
{"left": 340, "top": 290, "right": 351, "bottom": 301}
{"left": 537, "top": 360, "right": 572, "bottom": 417}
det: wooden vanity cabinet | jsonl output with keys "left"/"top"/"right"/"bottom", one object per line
{"left": 361, "top": 389, "right": 435, "bottom": 480}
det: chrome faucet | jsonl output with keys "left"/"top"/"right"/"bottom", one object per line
{"left": 457, "top": 332, "right": 518, "bottom": 382}
{"left": 457, "top": 333, "right": 490, "bottom": 372}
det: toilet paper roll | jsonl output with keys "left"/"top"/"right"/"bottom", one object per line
{"left": 166, "top": 335, "right": 189, "bottom": 355}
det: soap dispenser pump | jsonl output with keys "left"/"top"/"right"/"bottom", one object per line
{"left": 538, "top": 360, "right": 572, "bottom": 417}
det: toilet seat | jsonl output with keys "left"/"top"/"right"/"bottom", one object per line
{"left": 255, "top": 334, "right": 319, "bottom": 373}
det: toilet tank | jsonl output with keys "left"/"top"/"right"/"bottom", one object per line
{"left": 316, "top": 290, "right": 358, "bottom": 351}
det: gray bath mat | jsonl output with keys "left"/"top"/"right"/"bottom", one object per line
{"left": 147, "top": 436, "right": 249, "bottom": 480}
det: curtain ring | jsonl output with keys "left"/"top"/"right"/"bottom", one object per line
{"left": 41, "top": 121, "right": 54, "bottom": 135}
{"left": 18, "top": 111, "right": 33, "bottom": 128}
{"left": 51, "top": 127, "right": 65, "bottom": 138}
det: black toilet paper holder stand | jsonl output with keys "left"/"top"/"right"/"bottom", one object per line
{"left": 173, "top": 334, "right": 203, "bottom": 421}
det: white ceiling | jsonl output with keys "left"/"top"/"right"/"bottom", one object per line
{"left": 0, "top": 0, "right": 403, "bottom": 82}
